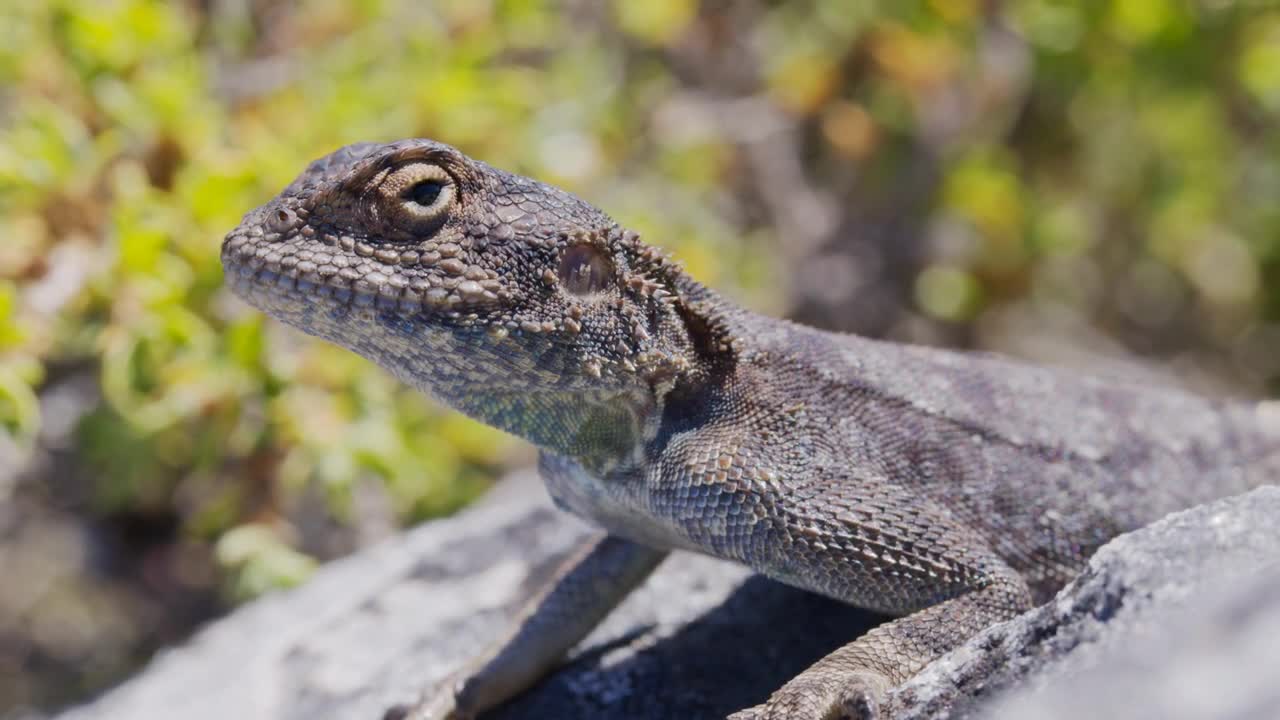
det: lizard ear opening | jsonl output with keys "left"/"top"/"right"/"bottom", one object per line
{"left": 559, "top": 244, "right": 614, "bottom": 296}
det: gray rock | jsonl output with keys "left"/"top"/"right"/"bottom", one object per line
{"left": 56, "top": 472, "right": 880, "bottom": 720}
{"left": 895, "top": 485, "right": 1280, "bottom": 720}
{"left": 57, "top": 477, "right": 1280, "bottom": 720}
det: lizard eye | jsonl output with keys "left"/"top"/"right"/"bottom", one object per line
{"left": 559, "top": 244, "right": 613, "bottom": 296}
{"left": 377, "top": 162, "right": 456, "bottom": 232}
{"left": 408, "top": 179, "right": 446, "bottom": 208}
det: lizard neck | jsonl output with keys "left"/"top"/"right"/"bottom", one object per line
{"left": 449, "top": 278, "right": 738, "bottom": 476}
{"left": 450, "top": 384, "right": 664, "bottom": 477}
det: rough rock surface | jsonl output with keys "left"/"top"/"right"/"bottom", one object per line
{"left": 55, "top": 472, "right": 882, "bottom": 720}
{"left": 895, "top": 485, "right": 1280, "bottom": 720}
{"left": 57, "top": 479, "right": 1280, "bottom": 720}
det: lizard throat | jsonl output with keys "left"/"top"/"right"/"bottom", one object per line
{"left": 225, "top": 252, "right": 663, "bottom": 470}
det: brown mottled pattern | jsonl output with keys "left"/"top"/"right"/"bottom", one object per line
{"left": 223, "top": 140, "right": 1279, "bottom": 720}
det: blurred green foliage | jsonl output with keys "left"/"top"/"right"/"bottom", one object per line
{"left": 0, "top": 0, "right": 786, "bottom": 605}
{"left": 2, "top": 0, "right": 1278, "bottom": 603}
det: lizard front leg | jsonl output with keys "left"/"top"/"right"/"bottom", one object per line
{"left": 650, "top": 422, "right": 1036, "bottom": 720}
{"left": 728, "top": 569, "right": 1032, "bottom": 719}
{"left": 393, "top": 534, "right": 666, "bottom": 720}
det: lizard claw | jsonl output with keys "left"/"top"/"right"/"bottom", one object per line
{"left": 726, "top": 671, "right": 888, "bottom": 720}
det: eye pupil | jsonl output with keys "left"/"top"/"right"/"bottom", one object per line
{"left": 409, "top": 180, "right": 444, "bottom": 207}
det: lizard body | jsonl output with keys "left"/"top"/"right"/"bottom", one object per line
{"left": 222, "top": 139, "right": 1279, "bottom": 719}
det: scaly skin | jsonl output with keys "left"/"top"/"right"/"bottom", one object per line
{"left": 222, "top": 139, "right": 1280, "bottom": 719}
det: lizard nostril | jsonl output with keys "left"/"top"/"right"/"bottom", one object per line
{"left": 267, "top": 207, "right": 299, "bottom": 234}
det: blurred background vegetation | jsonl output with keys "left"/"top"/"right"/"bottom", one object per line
{"left": 1, "top": 0, "right": 1277, "bottom": 716}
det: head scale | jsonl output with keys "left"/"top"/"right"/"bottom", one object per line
{"left": 222, "top": 139, "right": 729, "bottom": 464}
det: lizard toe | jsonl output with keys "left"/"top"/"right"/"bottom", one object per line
{"left": 832, "top": 681, "right": 881, "bottom": 720}
{"left": 728, "top": 671, "right": 887, "bottom": 720}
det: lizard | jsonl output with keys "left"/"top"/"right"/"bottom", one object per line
{"left": 221, "top": 138, "right": 1280, "bottom": 719}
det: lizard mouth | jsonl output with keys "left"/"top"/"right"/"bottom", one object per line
{"left": 220, "top": 232, "right": 478, "bottom": 387}
{"left": 220, "top": 246, "right": 370, "bottom": 349}
{"left": 221, "top": 235, "right": 429, "bottom": 317}
{"left": 220, "top": 219, "right": 507, "bottom": 320}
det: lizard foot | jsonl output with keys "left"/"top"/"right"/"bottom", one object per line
{"left": 726, "top": 670, "right": 890, "bottom": 720}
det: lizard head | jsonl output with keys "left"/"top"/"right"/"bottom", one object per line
{"left": 223, "top": 139, "right": 725, "bottom": 458}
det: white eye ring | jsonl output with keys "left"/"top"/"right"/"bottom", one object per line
{"left": 380, "top": 162, "right": 456, "bottom": 227}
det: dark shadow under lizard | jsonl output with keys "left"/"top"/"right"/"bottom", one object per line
{"left": 490, "top": 575, "right": 887, "bottom": 720}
